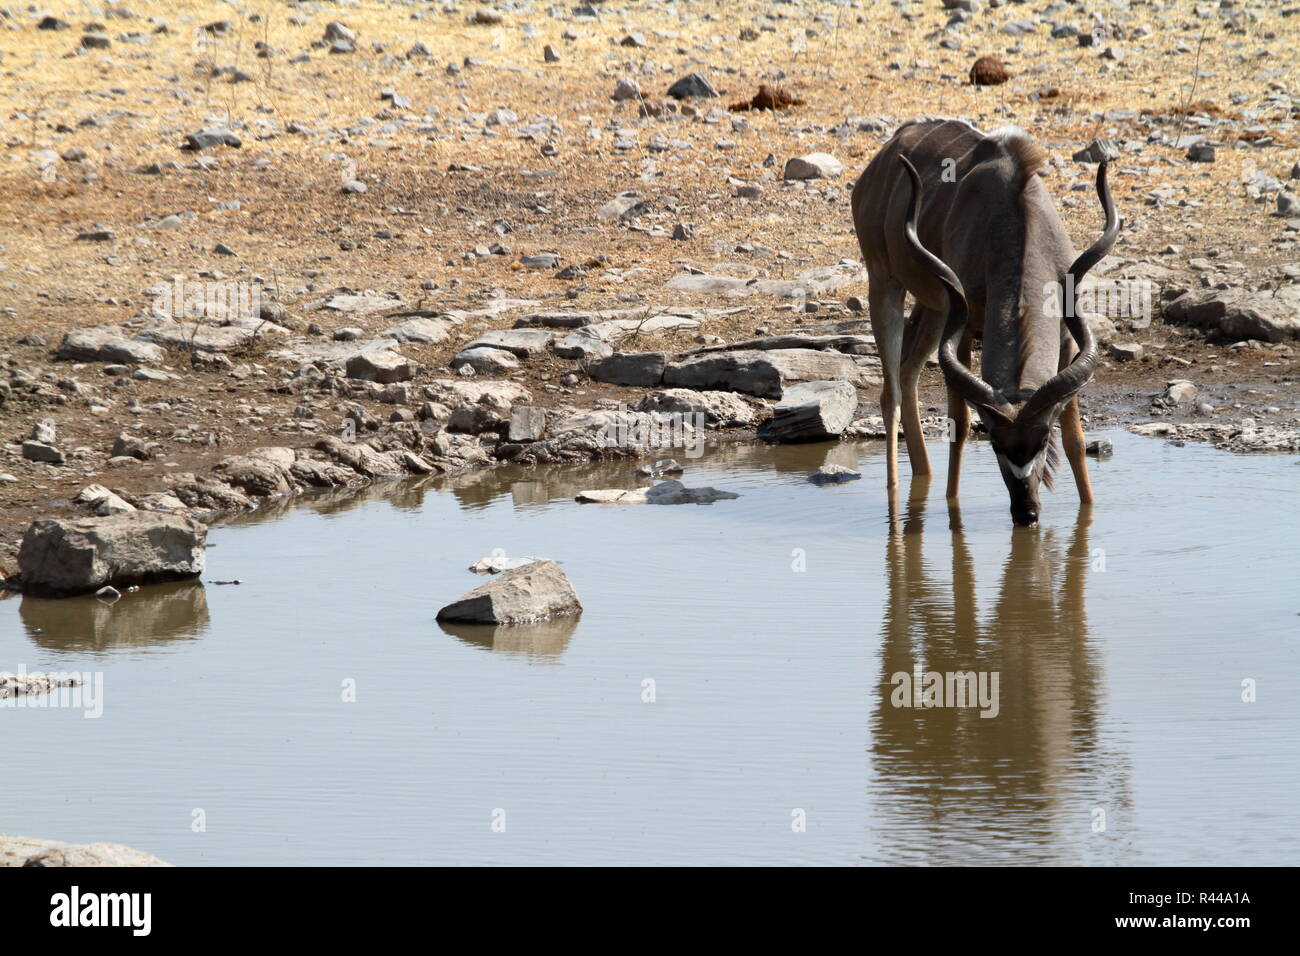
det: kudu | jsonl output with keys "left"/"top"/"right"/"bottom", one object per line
{"left": 851, "top": 119, "right": 1119, "bottom": 525}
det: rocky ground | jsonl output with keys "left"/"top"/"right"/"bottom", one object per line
{"left": 2, "top": 0, "right": 1299, "bottom": 577}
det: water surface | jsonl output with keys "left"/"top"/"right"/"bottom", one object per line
{"left": 2, "top": 432, "right": 1297, "bottom": 866}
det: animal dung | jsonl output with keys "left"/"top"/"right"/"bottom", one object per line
{"left": 729, "top": 84, "right": 806, "bottom": 112}
{"left": 970, "top": 55, "right": 1010, "bottom": 86}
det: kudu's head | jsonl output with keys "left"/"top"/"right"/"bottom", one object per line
{"left": 899, "top": 154, "right": 1119, "bottom": 525}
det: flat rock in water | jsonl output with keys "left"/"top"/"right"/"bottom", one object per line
{"left": 18, "top": 513, "right": 206, "bottom": 597}
{"left": 436, "top": 560, "right": 582, "bottom": 625}
{"left": 664, "top": 348, "right": 866, "bottom": 399}
{"left": 809, "top": 463, "right": 862, "bottom": 484}
{"left": 575, "top": 487, "right": 651, "bottom": 504}
{"left": 759, "top": 380, "right": 858, "bottom": 442}
{"left": 645, "top": 479, "right": 739, "bottom": 504}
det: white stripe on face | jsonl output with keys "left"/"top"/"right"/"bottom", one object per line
{"left": 1004, "top": 457, "right": 1036, "bottom": 480}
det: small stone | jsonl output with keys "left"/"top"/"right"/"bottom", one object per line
{"left": 666, "top": 72, "right": 719, "bottom": 99}
{"left": 1085, "top": 438, "right": 1113, "bottom": 458}
{"left": 809, "top": 464, "right": 862, "bottom": 484}
{"left": 783, "top": 153, "right": 843, "bottom": 180}
{"left": 22, "top": 441, "right": 65, "bottom": 464}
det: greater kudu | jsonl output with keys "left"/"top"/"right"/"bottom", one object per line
{"left": 851, "top": 119, "right": 1120, "bottom": 524}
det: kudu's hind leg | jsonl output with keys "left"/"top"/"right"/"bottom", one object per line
{"left": 899, "top": 305, "right": 945, "bottom": 477}
{"left": 1060, "top": 397, "right": 1094, "bottom": 505}
{"left": 868, "top": 278, "right": 906, "bottom": 503}
{"left": 945, "top": 332, "right": 973, "bottom": 500}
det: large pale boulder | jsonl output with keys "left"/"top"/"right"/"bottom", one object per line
{"left": 436, "top": 560, "right": 581, "bottom": 625}
{"left": 758, "top": 380, "right": 858, "bottom": 442}
{"left": 18, "top": 513, "right": 206, "bottom": 597}
{"left": 1164, "top": 286, "right": 1300, "bottom": 342}
{"left": 57, "top": 327, "right": 165, "bottom": 364}
{"left": 663, "top": 348, "right": 866, "bottom": 398}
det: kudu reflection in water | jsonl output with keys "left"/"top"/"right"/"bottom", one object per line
{"left": 869, "top": 477, "right": 1131, "bottom": 864}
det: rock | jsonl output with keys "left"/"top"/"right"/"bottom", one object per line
{"left": 636, "top": 458, "right": 684, "bottom": 477}
{"left": 597, "top": 194, "right": 649, "bottom": 222}
{"left": 447, "top": 403, "right": 507, "bottom": 434}
{"left": 575, "top": 487, "right": 651, "bottom": 504}
{"left": 22, "top": 441, "right": 65, "bottom": 464}
{"left": 588, "top": 351, "right": 667, "bottom": 387}
{"left": 553, "top": 328, "right": 615, "bottom": 360}
{"left": 461, "top": 328, "right": 553, "bottom": 357}
{"left": 213, "top": 449, "right": 295, "bottom": 497}
{"left": 80, "top": 33, "right": 112, "bottom": 49}
{"left": 543, "top": 44, "right": 561, "bottom": 63}
{"left": 1073, "top": 139, "right": 1121, "bottom": 163}
{"left": 18, "top": 513, "right": 205, "bottom": 597}
{"left": 1164, "top": 287, "right": 1300, "bottom": 342}
{"left": 645, "top": 480, "right": 739, "bottom": 504}
{"left": 471, "top": 8, "right": 503, "bottom": 25}
{"left": 182, "top": 126, "right": 241, "bottom": 150}
{"left": 667, "top": 72, "right": 719, "bottom": 99}
{"left": 74, "top": 484, "right": 136, "bottom": 516}
{"left": 1187, "top": 143, "right": 1217, "bottom": 163}
{"left": 1278, "top": 192, "right": 1300, "bottom": 216}
{"left": 423, "top": 378, "right": 531, "bottom": 408}
{"left": 758, "top": 380, "right": 858, "bottom": 442}
{"left": 507, "top": 406, "right": 547, "bottom": 442}
{"left": 672, "top": 223, "right": 696, "bottom": 240}
{"left": 1086, "top": 438, "right": 1113, "bottom": 457}
{"left": 1165, "top": 380, "right": 1198, "bottom": 404}
{"left": 1108, "top": 342, "right": 1144, "bottom": 362}
{"left": 380, "top": 317, "right": 455, "bottom": 344}
{"left": 635, "top": 388, "right": 757, "bottom": 427}
{"left": 110, "top": 433, "right": 156, "bottom": 461}
{"left": 451, "top": 346, "right": 520, "bottom": 374}
{"left": 1, "top": 837, "right": 171, "bottom": 867}
{"left": 133, "top": 317, "right": 289, "bottom": 354}
{"left": 809, "top": 464, "right": 862, "bottom": 484}
{"left": 345, "top": 348, "right": 414, "bottom": 383}
{"left": 436, "top": 560, "right": 581, "bottom": 625}
{"left": 58, "top": 327, "right": 165, "bottom": 364}
{"left": 0, "top": 673, "right": 82, "bottom": 700}
{"left": 30, "top": 420, "right": 56, "bottom": 443}
{"left": 613, "top": 78, "right": 642, "bottom": 101}
{"left": 783, "top": 153, "right": 843, "bottom": 180}
{"left": 663, "top": 348, "right": 867, "bottom": 398}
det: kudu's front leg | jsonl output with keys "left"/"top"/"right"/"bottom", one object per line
{"left": 945, "top": 333, "right": 973, "bottom": 500}
{"left": 1059, "top": 397, "right": 1094, "bottom": 505}
{"left": 868, "top": 279, "right": 906, "bottom": 508}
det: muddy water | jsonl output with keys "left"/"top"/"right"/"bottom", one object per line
{"left": 2, "top": 432, "right": 1298, "bottom": 866}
